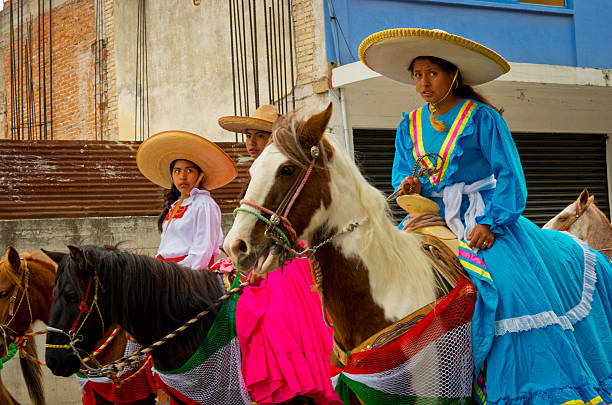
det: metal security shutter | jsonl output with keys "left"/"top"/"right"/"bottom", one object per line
{"left": 353, "top": 129, "right": 609, "bottom": 227}
{"left": 513, "top": 133, "right": 609, "bottom": 226}
{"left": 353, "top": 129, "right": 405, "bottom": 223}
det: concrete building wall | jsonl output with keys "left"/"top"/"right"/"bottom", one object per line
{"left": 0, "top": 213, "right": 237, "bottom": 404}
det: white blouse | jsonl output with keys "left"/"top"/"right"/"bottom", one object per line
{"left": 156, "top": 188, "right": 223, "bottom": 270}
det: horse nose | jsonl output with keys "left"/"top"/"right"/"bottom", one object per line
{"left": 230, "top": 238, "right": 250, "bottom": 257}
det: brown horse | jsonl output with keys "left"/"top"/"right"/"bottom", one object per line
{"left": 543, "top": 189, "right": 612, "bottom": 258}
{"left": 224, "top": 104, "right": 612, "bottom": 404}
{"left": 0, "top": 246, "right": 55, "bottom": 405}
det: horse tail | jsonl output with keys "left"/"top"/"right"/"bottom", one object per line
{"left": 19, "top": 337, "right": 46, "bottom": 405}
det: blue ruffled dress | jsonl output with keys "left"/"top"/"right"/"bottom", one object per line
{"left": 392, "top": 100, "right": 612, "bottom": 404}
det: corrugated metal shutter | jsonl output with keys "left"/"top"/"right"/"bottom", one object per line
{"left": 514, "top": 133, "right": 609, "bottom": 225}
{"left": 353, "top": 130, "right": 609, "bottom": 227}
{"left": 0, "top": 140, "right": 250, "bottom": 220}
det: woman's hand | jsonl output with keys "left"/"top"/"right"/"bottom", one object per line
{"left": 467, "top": 224, "right": 495, "bottom": 250}
{"left": 247, "top": 271, "right": 267, "bottom": 286}
{"left": 397, "top": 176, "right": 422, "bottom": 196}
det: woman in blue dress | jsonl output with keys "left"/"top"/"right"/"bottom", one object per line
{"left": 359, "top": 29, "right": 612, "bottom": 404}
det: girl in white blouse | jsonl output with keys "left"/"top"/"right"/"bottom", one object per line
{"left": 136, "top": 130, "right": 237, "bottom": 271}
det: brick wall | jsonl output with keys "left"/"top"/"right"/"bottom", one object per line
{"left": 292, "top": 0, "right": 330, "bottom": 107}
{"left": 1, "top": 0, "right": 117, "bottom": 140}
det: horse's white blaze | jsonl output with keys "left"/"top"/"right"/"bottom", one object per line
{"left": 224, "top": 145, "right": 304, "bottom": 265}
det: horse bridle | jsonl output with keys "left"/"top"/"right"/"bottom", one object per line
{"left": 0, "top": 258, "right": 33, "bottom": 349}
{"left": 46, "top": 268, "right": 107, "bottom": 369}
{"left": 559, "top": 198, "right": 593, "bottom": 231}
{"left": 235, "top": 145, "right": 320, "bottom": 256}
{"left": 234, "top": 145, "right": 367, "bottom": 261}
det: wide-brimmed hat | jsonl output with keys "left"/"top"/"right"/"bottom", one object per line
{"left": 359, "top": 28, "right": 510, "bottom": 86}
{"left": 136, "top": 130, "right": 237, "bottom": 190}
{"left": 218, "top": 104, "right": 279, "bottom": 134}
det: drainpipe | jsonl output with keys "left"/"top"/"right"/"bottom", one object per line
{"left": 340, "top": 87, "right": 353, "bottom": 160}
{"left": 326, "top": 0, "right": 353, "bottom": 159}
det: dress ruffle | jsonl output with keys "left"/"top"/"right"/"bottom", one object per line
{"left": 236, "top": 257, "right": 342, "bottom": 404}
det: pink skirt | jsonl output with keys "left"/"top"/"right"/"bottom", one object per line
{"left": 236, "top": 258, "right": 342, "bottom": 404}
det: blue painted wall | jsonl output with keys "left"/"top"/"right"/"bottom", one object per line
{"left": 324, "top": 0, "right": 612, "bottom": 69}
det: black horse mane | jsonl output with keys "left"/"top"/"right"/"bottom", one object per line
{"left": 59, "top": 245, "right": 224, "bottom": 353}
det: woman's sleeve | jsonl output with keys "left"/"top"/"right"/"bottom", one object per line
{"left": 392, "top": 114, "right": 435, "bottom": 197}
{"left": 475, "top": 107, "right": 527, "bottom": 233}
{"left": 178, "top": 199, "right": 222, "bottom": 270}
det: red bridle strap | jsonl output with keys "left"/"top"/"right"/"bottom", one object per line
{"left": 239, "top": 199, "right": 298, "bottom": 242}
{"left": 70, "top": 276, "right": 93, "bottom": 334}
{"left": 239, "top": 148, "right": 319, "bottom": 245}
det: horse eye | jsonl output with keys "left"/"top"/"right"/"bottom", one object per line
{"left": 65, "top": 293, "right": 79, "bottom": 303}
{"left": 279, "top": 165, "right": 295, "bottom": 176}
{"left": 0, "top": 291, "right": 10, "bottom": 299}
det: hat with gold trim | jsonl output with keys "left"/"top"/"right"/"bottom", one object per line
{"left": 136, "top": 130, "right": 237, "bottom": 190}
{"left": 218, "top": 104, "right": 280, "bottom": 134}
{"left": 359, "top": 28, "right": 510, "bottom": 85}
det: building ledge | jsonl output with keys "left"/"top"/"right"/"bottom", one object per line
{"left": 331, "top": 61, "right": 612, "bottom": 88}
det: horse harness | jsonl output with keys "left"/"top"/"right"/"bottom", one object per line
{"left": 235, "top": 144, "right": 368, "bottom": 263}
{"left": 331, "top": 235, "right": 468, "bottom": 368}
{"left": 46, "top": 267, "right": 110, "bottom": 369}
{"left": 559, "top": 198, "right": 593, "bottom": 231}
{"left": 0, "top": 258, "right": 33, "bottom": 347}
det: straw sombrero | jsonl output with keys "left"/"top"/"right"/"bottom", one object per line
{"left": 359, "top": 28, "right": 510, "bottom": 86}
{"left": 136, "top": 130, "right": 237, "bottom": 190}
{"left": 218, "top": 104, "right": 279, "bottom": 134}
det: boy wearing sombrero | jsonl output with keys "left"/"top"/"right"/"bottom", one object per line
{"left": 218, "top": 104, "right": 279, "bottom": 159}
{"left": 137, "top": 130, "right": 237, "bottom": 270}
{"left": 358, "top": 28, "right": 612, "bottom": 404}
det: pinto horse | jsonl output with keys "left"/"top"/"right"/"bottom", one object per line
{"left": 0, "top": 247, "right": 54, "bottom": 405}
{"left": 44, "top": 245, "right": 251, "bottom": 405}
{"left": 224, "top": 104, "right": 612, "bottom": 404}
{"left": 543, "top": 189, "right": 612, "bottom": 258}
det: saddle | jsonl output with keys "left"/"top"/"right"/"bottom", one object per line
{"left": 331, "top": 212, "right": 468, "bottom": 368}
{"left": 397, "top": 194, "right": 459, "bottom": 255}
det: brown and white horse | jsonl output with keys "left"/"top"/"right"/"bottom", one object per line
{"left": 224, "top": 104, "right": 447, "bottom": 401}
{"left": 543, "top": 189, "right": 612, "bottom": 258}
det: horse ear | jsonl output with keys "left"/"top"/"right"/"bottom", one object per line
{"left": 68, "top": 245, "right": 88, "bottom": 272}
{"left": 579, "top": 188, "right": 590, "bottom": 206}
{"left": 298, "top": 102, "right": 333, "bottom": 150}
{"left": 41, "top": 249, "right": 66, "bottom": 265}
{"left": 5, "top": 246, "right": 21, "bottom": 272}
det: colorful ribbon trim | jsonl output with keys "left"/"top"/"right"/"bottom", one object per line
{"left": 410, "top": 100, "right": 477, "bottom": 185}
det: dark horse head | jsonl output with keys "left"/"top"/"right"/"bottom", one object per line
{"left": 45, "top": 245, "right": 224, "bottom": 376}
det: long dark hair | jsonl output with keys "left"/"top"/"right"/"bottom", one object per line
{"left": 157, "top": 159, "right": 203, "bottom": 232}
{"left": 409, "top": 56, "right": 503, "bottom": 115}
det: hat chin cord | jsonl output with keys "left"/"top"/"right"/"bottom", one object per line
{"left": 429, "top": 70, "right": 459, "bottom": 132}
